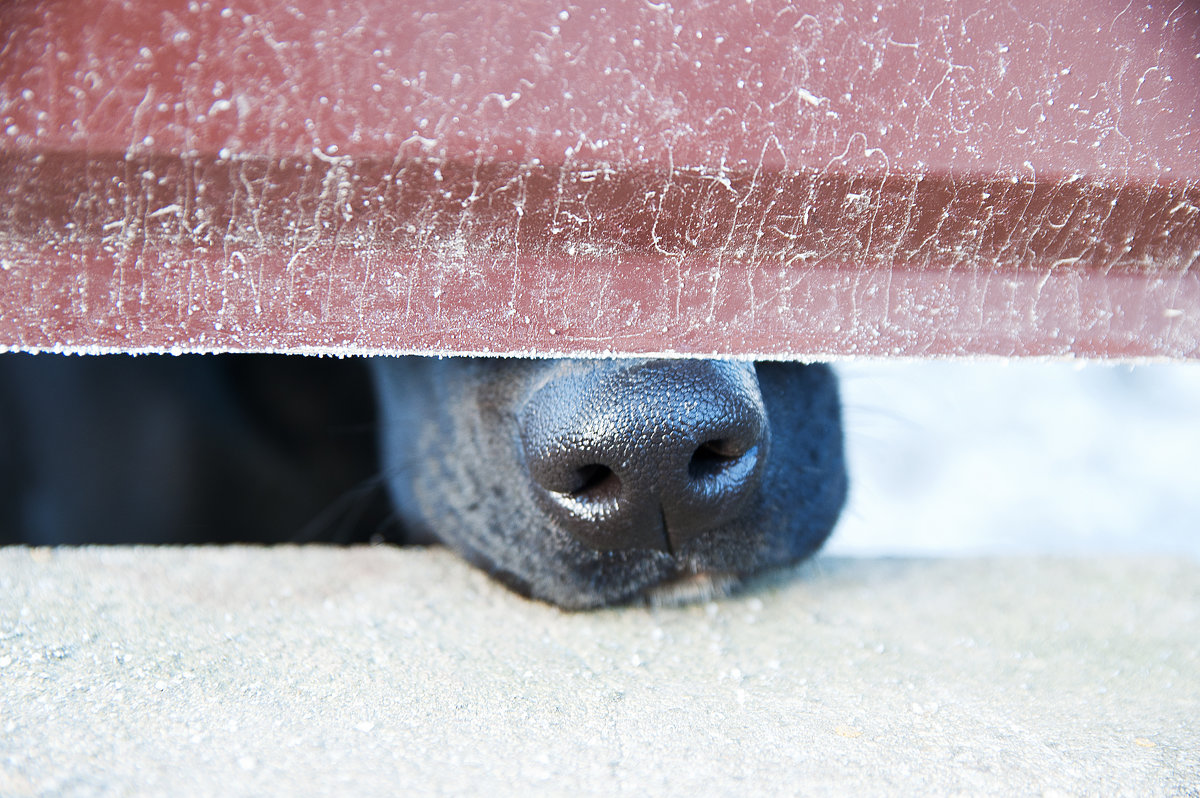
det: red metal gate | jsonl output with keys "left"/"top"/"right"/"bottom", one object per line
{"left": 2, "top": 0, "right": 1197, "bottom": 358}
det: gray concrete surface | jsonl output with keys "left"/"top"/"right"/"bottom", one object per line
{"left": 1, "top": 546, "right": 1197, "bottom": 797}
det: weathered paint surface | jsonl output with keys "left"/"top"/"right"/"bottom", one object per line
{"left": 1, "top": 0, "right": 1198, "bottom": 357}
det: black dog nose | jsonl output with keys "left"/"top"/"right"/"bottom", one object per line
{"left": 519, "top": 360, "right": 769, "bottom": 552}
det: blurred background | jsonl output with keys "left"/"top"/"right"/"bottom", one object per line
{"left": 827, "top": 361, "right": 1200, "bottom": 558}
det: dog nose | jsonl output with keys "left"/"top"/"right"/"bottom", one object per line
{"left": 519, "top": 360, "right": 769, "bottom": 552}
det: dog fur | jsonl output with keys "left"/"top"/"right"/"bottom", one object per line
{"left": 0, "top": 354, "right": 846, "bottom": 608}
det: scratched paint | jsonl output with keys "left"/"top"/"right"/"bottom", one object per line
{"left": 0, "top": 0, "right": 1197, "bottom": 358}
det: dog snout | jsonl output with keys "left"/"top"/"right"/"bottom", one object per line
{"left": 519, "top": 360, "right": 769, "bottom": 553}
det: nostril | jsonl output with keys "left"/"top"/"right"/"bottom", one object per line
{"left": 533, "top": 460, "right": 623, "bottom": 501}
{"left": 688, "top": 439, "right": 754, "bottom": 480}
{"left": 569, "top": 464, "right": 621, "bottom": 500}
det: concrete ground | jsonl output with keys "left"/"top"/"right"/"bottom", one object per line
{"left": 1, "top": 546, "right": 1196, "bottom": 796}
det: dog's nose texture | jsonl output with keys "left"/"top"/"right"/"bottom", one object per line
{"left": 519, "top": 360, "right": 768, "bottom": 552}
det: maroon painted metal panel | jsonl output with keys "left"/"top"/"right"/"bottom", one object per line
{"left": 1, "top": 0, "right": 1198, "bottom": 358}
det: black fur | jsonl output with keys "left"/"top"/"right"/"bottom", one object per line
{"left": 0, "top": 354, "right": 846, "bottom": 608}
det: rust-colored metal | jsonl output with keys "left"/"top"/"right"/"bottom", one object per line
{"left": 2, "top": 0, "right": 1198, "bottom": 358}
